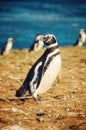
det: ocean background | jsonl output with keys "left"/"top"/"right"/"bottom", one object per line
{"left": 0, "top": 0, "right": 86, "bottom": 50}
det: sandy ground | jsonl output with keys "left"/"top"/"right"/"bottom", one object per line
{"left": 0, "top": 46, "right": 86, "bottom": 130}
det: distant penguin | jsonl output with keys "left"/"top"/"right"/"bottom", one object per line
{"left": 1, "top": 37, "right": 13, "bottom": 55}
{"left": 16, "top": 34, "right": 62, "bottom": 101}
{"left": 29, "top": 33, "right": 44, "bottom": 52}
{"left": 74, "top": 29, "right": 86, "bottom": 47}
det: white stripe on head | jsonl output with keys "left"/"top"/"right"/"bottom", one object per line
{"left": 42, "top": 34, "right": 58, "bottom": 46}
{"left": 46, "top": 34, "right": 52, "bottom": 43}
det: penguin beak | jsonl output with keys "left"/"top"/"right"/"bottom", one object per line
{"left": 40, "top": 35, "right": 49, "bottom": 42}
{"left": 40, "top": 36, "right": 44, "bottom": 41}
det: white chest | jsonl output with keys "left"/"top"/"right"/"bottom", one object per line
{"left": 6, "top": 42, "right": 12, "bottom": 51}
{"left": 37, "top": 55, "right": 61, "bottom": 94}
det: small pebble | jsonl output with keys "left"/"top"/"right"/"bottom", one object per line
{"left": 11, "top": 107, "right": 17, "bottom": 112}
{"left": 37, "top": 117, "right": 44, "bottom": 122}
{"left": 63, "top": 96, "right": 67, "bottom": 100}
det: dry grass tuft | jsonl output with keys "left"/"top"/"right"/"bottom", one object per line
{"left": 0, "top": 47, "right": 86, "bottom": 130}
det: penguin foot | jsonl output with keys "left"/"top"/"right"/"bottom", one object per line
{"left": 34, "top": 96, "right": 42, "bottom": 102}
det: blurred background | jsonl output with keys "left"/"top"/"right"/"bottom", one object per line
{"left": 0, "top": 0, "right": 86, "bottom": 50}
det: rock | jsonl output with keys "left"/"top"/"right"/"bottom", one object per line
{"left": 36, "top": 117, "right": 44, "bottom": 122}
{"left": 11, "top": 107, "right": 17, "bottom": 112}
{"left": 63, "top": 96, "right": 67, "bottom": 100}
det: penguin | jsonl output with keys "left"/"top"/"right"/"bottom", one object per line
{"left": 1, "top": 37, "right": 13, "bottom": 55}
{"left": 16, "top": 34, "right": 62, "bottom": 101}
{"left": 29, "top": 33, "right": 44, "bottom": 52}
{"left": 74, "top": 29, "right": 86, "bottom": 47}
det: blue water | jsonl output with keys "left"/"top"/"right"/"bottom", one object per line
{"left": 0, "top": 0, "right": 86, "bottom": 50}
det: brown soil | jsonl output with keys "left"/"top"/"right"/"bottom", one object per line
{"left": 0, "top": 46, "right": 86, "bottom": 130}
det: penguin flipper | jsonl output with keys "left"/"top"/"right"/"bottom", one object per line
{"left": 1, "top": 42, "right": 7, "bottom": 55}
{"left": 29, "top": 61, "right": 44, "bottom": 94}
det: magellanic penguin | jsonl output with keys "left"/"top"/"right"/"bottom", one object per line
{"left": 16, "top": 34, "right": 62, "bottom": 101}
{"left": 29, "top": 33, "right": 44, "bottom": 52}
{"left": 74, "top": 29, "right": 86, "bottom": 47}
{"left": 1, "top": 37, "right": 13, "bottom": 55}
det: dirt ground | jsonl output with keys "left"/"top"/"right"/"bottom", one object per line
{"left": 0, "top": 46, "right": 86, "bottom": 130}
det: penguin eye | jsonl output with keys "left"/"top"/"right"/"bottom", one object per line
{"left": 45, "top": 35, "right": 49, "bottom": 40}
{"left": 49, "top": 36, "right": 52, "bottom": 39}
{"left": 47, "top": 35, "right": 49, "bottom": 39}
{"left": 35, "top": 40, "right": 39, "bottom": 43}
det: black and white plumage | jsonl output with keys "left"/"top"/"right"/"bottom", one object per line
{"left": 29, "top": 33, "right": 44, "bottom": 52}
{"left": 16, "top": 34, "right": 62, "bottom": 100}
{"left": 74, "top": 29, "right": 86, "bottom": 47}
{"left": 1, "top": 38, "right": 13, "bottom": 55}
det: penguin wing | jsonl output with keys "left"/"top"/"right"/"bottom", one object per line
{"left": 1, "top": 42, "right": 7, "bottom": 55}
{"left": 29, "top": 42, "right": 35, "bottom": 52}
{"left": 29, "top": 60, "right": 44, "bottom": 94}
{"left": 22, "top": 52, "right": 46, "bottom": 94}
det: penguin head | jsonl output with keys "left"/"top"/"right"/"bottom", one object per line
{"left": 42, "top": 34, "right": 57, "bottom": 45}
{"left": 80, "top": 28, "right": 85, "bottom": 35}
{"left": 33, "top": 34, "right": 44, "bottom": 51}
{"left": 35, "top": 34, "right": 43, "bottom": 43}
{"left": 8, "top": 38, "right": 14, "bottom": 43}
{"left": 16, "top": 85, "right": 29, "bottom": 97}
